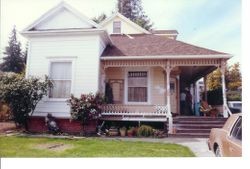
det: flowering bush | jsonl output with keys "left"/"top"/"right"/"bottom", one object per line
{"left": 0, "top": 72, "right": 53, "bottom": 129}
{"left": 68, "top": 93, "right": 105, "bottom": 124}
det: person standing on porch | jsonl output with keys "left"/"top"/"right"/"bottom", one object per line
{"left": 180, "top": 90, "right": 186, "bottom": 115}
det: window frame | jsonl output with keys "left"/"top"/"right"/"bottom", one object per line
{"left": 46, "top": 57, "right": 76, "bottom": 101}
{"left": 124, "top": 68, "right": 151, "bottom": 105}
{"left": 113, "top": 21, "right": 121, "bottom": 34}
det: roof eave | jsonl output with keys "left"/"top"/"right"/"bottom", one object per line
{"left": 101, "top": 54, "right": 232, "bottom": 60}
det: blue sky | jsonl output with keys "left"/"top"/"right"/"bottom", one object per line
{"left": 0, "top": 0, "right": 241, "bottom": 65}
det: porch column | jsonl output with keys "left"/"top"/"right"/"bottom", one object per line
{"left": 100, "top": 65, "right": 106, "bottom": 94}
{"left": 165, "top": 62, "right": 173, "bottom": 134}
{"left": 177, "top": 75, "right": 180, "bottom": 115}
{"left": 220, "top": 60, "right": 228, "bottom": 117}
{"left": 204, "top": 76, "right": 208, "bottom": 101}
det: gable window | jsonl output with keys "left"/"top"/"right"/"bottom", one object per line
{"left": 49, "top": 62, "right": 72, "bottom": 98}
{"left": 113, "top": 21, "right": 121, "bottom": 34}
{"left": 127, "top": 71, "right": 148, "bottom": 102}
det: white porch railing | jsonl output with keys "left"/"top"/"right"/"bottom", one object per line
{"left": 101, "top": 104, "right": 169, "bottom": 122}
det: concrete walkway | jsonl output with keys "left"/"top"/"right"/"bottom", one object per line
{"left": 102, "top": 137, "right": 215, "bottom": 157}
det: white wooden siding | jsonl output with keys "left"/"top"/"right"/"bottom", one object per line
{"left": 35, "top": 8, "right": 93, "bottom": 30}
{"left": 28, "top": 34, "right": 101, "bottom": 117}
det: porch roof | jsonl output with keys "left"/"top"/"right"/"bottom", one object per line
{"left": 101, "top": 34, "right": 230, "bottom": 57}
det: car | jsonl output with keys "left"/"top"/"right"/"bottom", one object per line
{"left": 228, "top": 101, "right": 242, "bottom": 113}
{"left": 208, "top": 113, "right": 242, "bottom": 157}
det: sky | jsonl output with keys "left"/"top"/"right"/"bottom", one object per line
{"left": 0, "top": 0, "right": 241, "bottom": 65}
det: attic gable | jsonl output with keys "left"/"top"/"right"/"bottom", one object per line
{"left": 100, "top": 12, "right": 150, "bottom": 35}
{"left": 23, "top": 1, "right": 100, "bottom": 31}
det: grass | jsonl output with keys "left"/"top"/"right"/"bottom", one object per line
{"left": 0, "top": 136, "right": 195, "bottom": 157}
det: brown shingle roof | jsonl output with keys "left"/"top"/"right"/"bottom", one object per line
{"left": 151, "top": 30, "right": 178, "bottom": 34}
{"left": 101, "top": 34, "right": 227, "bottom": 57}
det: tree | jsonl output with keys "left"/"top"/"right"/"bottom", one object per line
{"left": 206, "top": 62, "right": 242, "bottom": 91}
{"left": 226, "top": 62, "right": 241, "bottom": 90}
{"left": 117, "top": 0, "right": 153, "bottom": 30}
{"left": 23, "top": 43, "right": 28, "bottom": 64}
{"left": 0, "top": 73, "right": 53, "bottom": 129}
{"left": 0, "top": 26, "right": 25, "bottom": 73}
{"left": 206, "top": 68, "right": 222, "bottom": 90}
{"left": 92, "top": 13, "right": 107, "bottom": 23}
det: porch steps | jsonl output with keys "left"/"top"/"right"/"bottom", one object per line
{"left": 169, "top": 116, "right": 227, "bottom": 138}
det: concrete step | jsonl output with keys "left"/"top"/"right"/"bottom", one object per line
{"left": 176, "top": 128, "right": 211, "bottom": 134}
{"left": 175, "top": 124, "right": 224, "bottom": 129}
{"left": 174, "top": 120, "right": 226, "bottom": 124}
{"left": 169, "top": 133, "right": 209, "bottom": 138}
{"left": 174, "top": 116, "right": 227, "bottom": 121}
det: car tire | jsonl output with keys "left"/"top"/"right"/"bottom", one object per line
{"left": 215, "top": 146, "right": 222, "bottom": 157}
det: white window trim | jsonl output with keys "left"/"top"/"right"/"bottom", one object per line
{"left": 113, "top": 21, "right": 121, "bottom": 34}
{"left": 46, "top": 57, "right": 76, "bottom": 102}
{"left": 124, "top": 67, "right": 151, "bottom": 105}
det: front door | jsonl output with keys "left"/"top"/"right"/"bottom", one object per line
{"left": 170, "top": 78, "right": 177, "bottom": 114}
{"left": 109, "top": 79, "right": 124, "bottom": 104}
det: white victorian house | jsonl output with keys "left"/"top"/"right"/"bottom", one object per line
{"left": 21, "top": 2, "right": 232, "bottom": 134}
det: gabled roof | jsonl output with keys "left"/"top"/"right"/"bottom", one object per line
{"left": 101, "top": 34, "right": 231, "bottom": 58}
{"left": 99, "top": 12, "right": 151, "bottom": 34}
{"left": 22, "top": 1, "right": 100, "bottom": 32}
{"left": 151, "top": 30, "right": 178, "bottom": 35}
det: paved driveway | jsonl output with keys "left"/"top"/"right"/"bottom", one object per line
{"left": 104, "top": 137, "right": 215, "bottom": 157}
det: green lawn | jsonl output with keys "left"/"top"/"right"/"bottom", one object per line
{"left": 0, "top": 136, "right": 195, "bottom": 157}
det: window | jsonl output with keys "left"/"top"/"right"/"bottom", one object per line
{"left": 230, "top": 117, "right": 242, "bottom": 141}
{"left": 113, "top": 21, "right": 121, "bottom": 34}
{"left": 49, "top": 62, "right": 72, "bottom": 98}
{"left": 127, "top": 71, "right": 148, "bottom": 102}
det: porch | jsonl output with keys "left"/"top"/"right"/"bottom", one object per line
{"left": 99, "top": 58, "right": 231, "bottom": 134}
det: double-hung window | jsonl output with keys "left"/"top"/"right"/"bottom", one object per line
{"left": 113, "top": 21, "right": 121, "bottom": 34}
{"left": 49, "top": 62, "right": 72, "bottom": 98}
{"left": 127, "top": 71, "right": 148, "bottom": 102}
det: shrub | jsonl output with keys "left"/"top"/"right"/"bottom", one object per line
{"left": 227, "top": 91, "right": 242, "bottom": 101}
{"left": 202, "top": 88, "right": 242, "bottom": 104}
{"left": 206, "top": 88, "right": 223, "bottom": 105}
{"left": 0, "top": 102, "right": 11, "bottom": 121}
{"left": 0, "top": 73, "right": 53, "bottom": 129}
{"left": 68, "top": 93, "right": 105, "bottom": 124}
{"left": 137, "top": 125, "right": 154, "bottom": 137}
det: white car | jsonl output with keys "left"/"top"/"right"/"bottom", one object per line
{"left": 228, "top": 101, "right": 242, "bottom": 113}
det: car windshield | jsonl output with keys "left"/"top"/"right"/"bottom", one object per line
{"left": 231, "top": 116, "right": 242, "bottom": 141}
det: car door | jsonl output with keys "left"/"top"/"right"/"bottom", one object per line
{"left": 227, "top": 116, "right": 242, "bottom": 156}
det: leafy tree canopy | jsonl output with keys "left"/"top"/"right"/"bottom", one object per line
{"left": 117, "top": 0, "right": 153, "bottom": 30}
{"left": 206, "top": 62, "right": 242, "bottom": 91}
{"left": 92, "top": 13, "right": 107, "bottom": 23}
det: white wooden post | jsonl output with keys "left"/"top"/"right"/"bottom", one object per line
{"left": 177, "top": 75, "right": 180, "bottom": 115}
{"left": 220, "top": 60, "right": 228, "bottom": 117}
{"left": 100, "top": 65, "right": 106, "bottom": 94}
{"left": 165, "top": 62, "right": 173, "bottom": 134}
{"left": 204, "top": 76, "right": 208, "bottom": 101}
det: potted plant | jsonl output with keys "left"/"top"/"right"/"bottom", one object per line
{"left": 127, "top": 127, "right": 134, "bottom": 137}
{"left": 108, "top": 126, "right": 119, "bottom": 136}
{"left": 119, "top": 126, "right": 126, "bottom": 137}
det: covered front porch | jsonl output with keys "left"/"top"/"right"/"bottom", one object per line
{"left": 99, "top": 57, "right": 230, "bottom": 133}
